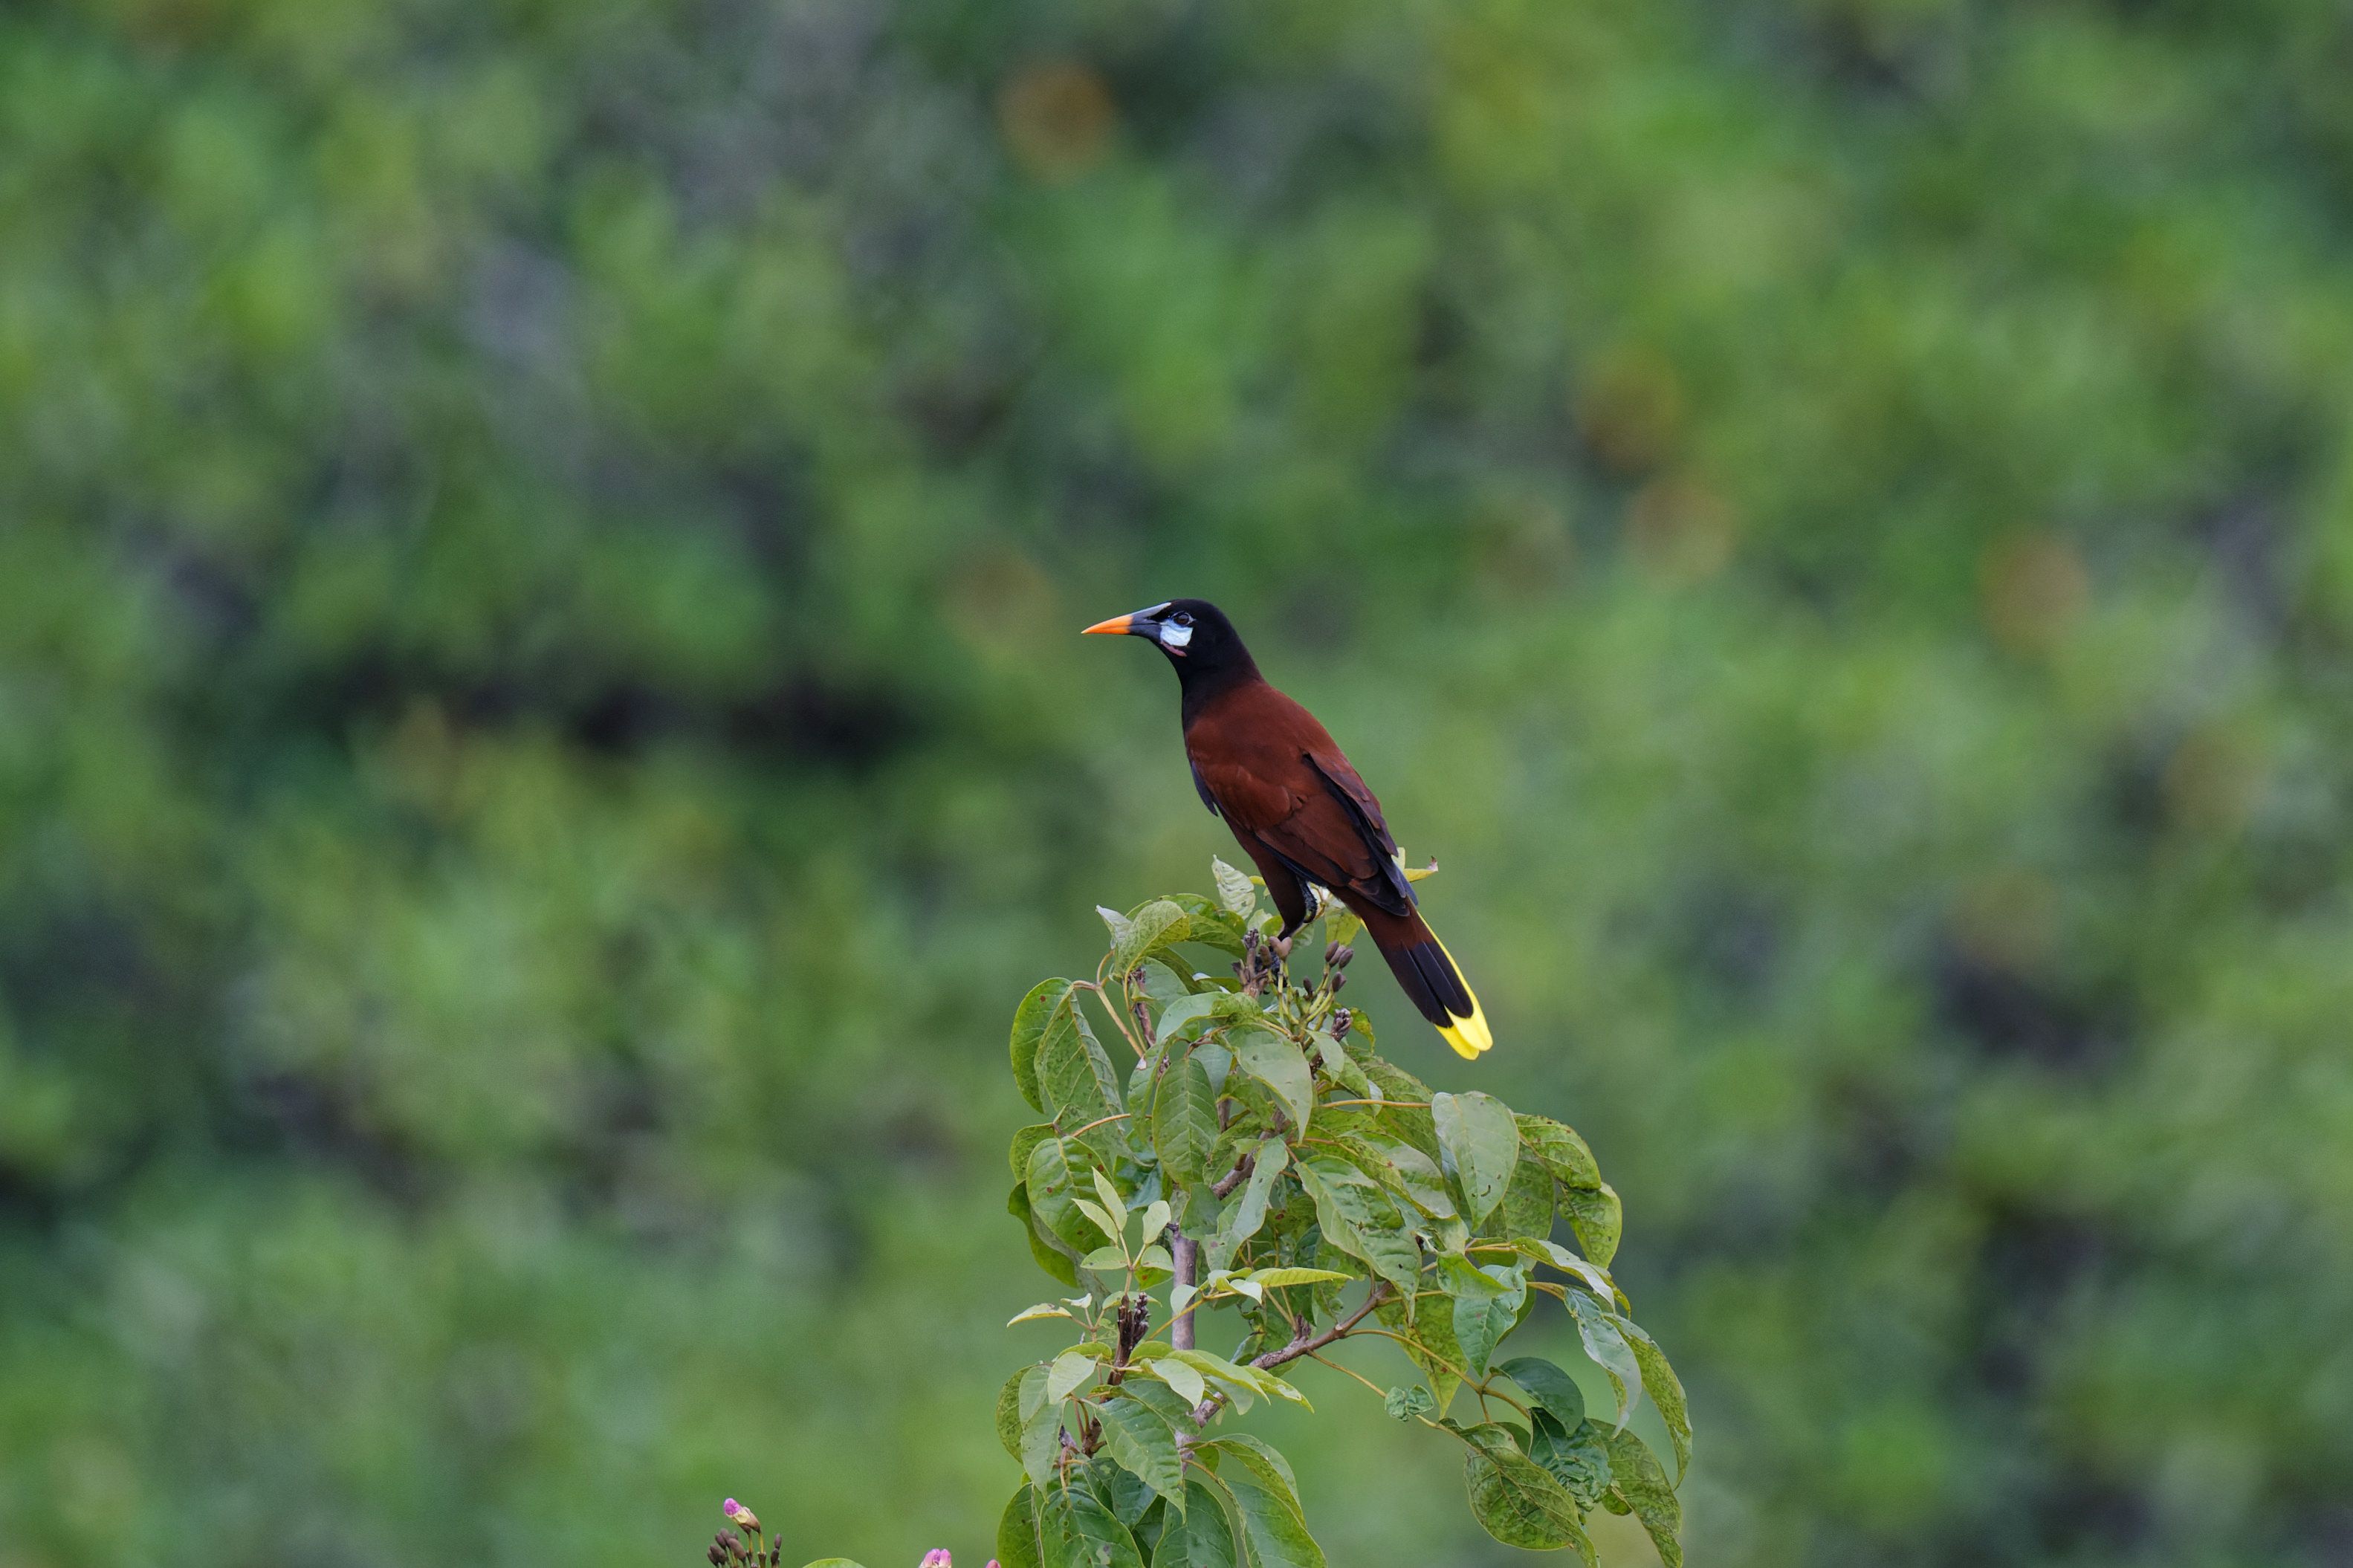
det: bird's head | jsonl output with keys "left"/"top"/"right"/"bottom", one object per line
{"left": 1082, "top": 598, "right": 1252, "bottom": 677}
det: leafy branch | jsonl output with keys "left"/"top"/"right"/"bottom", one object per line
{"left": 989, "top": 861, "right": 1693, "bottom": 1567}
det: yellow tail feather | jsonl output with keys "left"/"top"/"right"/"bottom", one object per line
{"left": 1431, "top": 933, "right": 1493, "bottom": 1058}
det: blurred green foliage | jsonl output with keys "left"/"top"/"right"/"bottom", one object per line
{"left": 3, "top": 0, "right": 2352, "bottom": 1565}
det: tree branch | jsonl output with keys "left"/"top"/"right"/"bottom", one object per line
{"left": 1251, "top": 1281, "right": 1392, "bottom": 1373}
{"left": 1186, "top": 1281, "right": 1394, "bottom": 1428}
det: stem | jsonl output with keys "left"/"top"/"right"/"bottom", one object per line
{"left": 1064, "top": 1111, "right": 1131, "bottom": 1140}
{"left": 1211, "top": 1150, "right": 1255, "bottom": 1199}
{"left": 1074, "top": 979, "right": 1150, "bottom": 1060}
{"left": 1318, "top": 1098, "right": 1429, "bottom": 1110}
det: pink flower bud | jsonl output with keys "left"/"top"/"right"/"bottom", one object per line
{"left": 920, "top": 1553, "right": 953, "bottom": 1568}
{"left": 723, "top": 1500, "right": 760, "bottom": 1532}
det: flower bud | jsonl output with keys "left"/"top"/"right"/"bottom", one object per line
{"left": 724, "top": 1500, "right": 760, "bottom": 1532}
{"left": 921, "top": 1552, "right": 954, "bottom": 1568}
{"left": 1324, "top": 942, "right": 1353, "bottom": 969}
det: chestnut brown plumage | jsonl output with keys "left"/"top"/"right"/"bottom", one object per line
{"left": 1083, "top": 599, "right": 1492, "bottom": 1057}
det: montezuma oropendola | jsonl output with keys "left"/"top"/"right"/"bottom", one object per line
{"left": 1084, "top": 599, "right": 1492, "bottom": 1058}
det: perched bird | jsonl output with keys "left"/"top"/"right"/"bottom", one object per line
{"left": 1084, "top": 599, "right": 1492, "bottom": 1058}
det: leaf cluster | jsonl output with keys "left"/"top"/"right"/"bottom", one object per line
{"left": 994, "top": 864, "right": 1692, "bottom": 1564}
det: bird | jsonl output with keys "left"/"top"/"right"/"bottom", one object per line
{"left": 1084, "top": 598, "right": 1492, "bottom": 1058}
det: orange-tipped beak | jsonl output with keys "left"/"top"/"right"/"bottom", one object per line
{"left": 1081, "top": 614, "right": 1133, "bottom": 636}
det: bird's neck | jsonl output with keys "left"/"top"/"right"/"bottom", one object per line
{"left": 1175, "top": 654, "right": 1265, "bottom": 728}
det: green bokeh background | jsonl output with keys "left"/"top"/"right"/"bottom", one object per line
{"left": 5, "top": 1, "right": 2352, "bottom": 1564}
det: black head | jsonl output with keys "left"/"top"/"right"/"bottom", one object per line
{"left": 1081, "top": 598, "right": 1259, "bottom": 688}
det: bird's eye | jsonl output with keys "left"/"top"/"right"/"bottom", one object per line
{"left": 1173, "top": 611, "right": 1194, "bottom": 627}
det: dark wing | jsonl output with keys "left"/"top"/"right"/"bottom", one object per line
{"left": 1304, "top": 750, "right": 1416, "bottom": 912}
{"left": 1194, "top": 750, "right": 1414, "bottom": 922}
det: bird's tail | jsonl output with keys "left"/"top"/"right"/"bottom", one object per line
{"left": 1353, "top": 904, "right": 1492, "bottom": 1059}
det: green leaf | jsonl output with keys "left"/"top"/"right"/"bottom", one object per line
{"left": 1231, "top": 1029, "right": 1313, "bottom": 1133}
{"left": 1431, "top": 1092, "right": 1519, "bottom": 1228}
{"left": 1612, "top": 1318, "right": 1692, "bottom": 1478}
{"left": 1058, "top": 1484, "right": 1149, "bottom": 1568}
{"left": 1294, "top": 1156, "right": 1422, "bottom": 1298}
{"left": 1359, "top": 1057, "right": 1437, "bottom": 1156}
{"left": 1200, "top": 1438, "right": 1324, "bottom": 1568}
{"left": 1208, "top": 1141, "right": 1289, "bottom": 1272}
{"left": 1561, "top": 1182, "right": 1621, "bottom": 1268}
{"left": 1568, "top": 1294, "right": 1643, "bottom": 1430}
{"left": 1020, "top": 1371, "right": 1066, "bottom": 1487}
{"left": 1153, "top": 1052, "right": 1220, "bottom": 1184}
{"left": 1336, "top": 1134, "right": 1456, "bottom": 1221}
{"left": 1012, "top": 1123, "right": 1058, "bottom": 1182}
{"left": 1139, "top": 1353, "right": 1206, "bottom": 1406}
{"left": 1597, "top": 1425, "right": 1683, "bottom": 1568}
{"left": 1091, "top": 1166, "right": 1129, "bottom": 1226}
{"left": 1164, "top": 895, "right": 1249, "bottom": 957}
{"left": 1515, "top": 1114, "right": 1602, "bottom": 1190}
{"left": 1040, "top": 1002, "right": 1129, "bottom": 1159}
{"left": 1498, "top": 1152, "right": 1556, "bottom": 1240}
{"left": 1100, "top": 906, "right": 1136, "bottom": 947}
{"left": 1529, "top": 1410, "right": 1614, "bottom": 1510}
{"left": 1012, "top": 980, "right": 1078, "bottom": 1115}
{"left": 1454, "top": 1421, "right": 1595, "bottom": 1555}
{"left": 1151, "top": 1480, "right": 1239, "bottom": 1568}
{"left": 798, "top": 1560, "right": 869, "bottom": 1567}
{"left": 1116, "top": 899, "right": 1191, "bottom": 974}
{"left": 1086, "top": 1453, "right": 1160, "bottom": 1529}
{"left": 1441, "top": 1257, "right": 1525, "bottom": 1378}
{"left": 997, "top": 1364, "right": 1038, "bottom": 1460}
{"left": 1373, "top": 1295, "right": 1464, "bottom": 1414}
{"left": 1142, "top": 959, "right": 1200, "bottom": 1005}
{"left": 1453, "top": 1292, "right": 1516, "bottom": 1380}
{"left": 1496, "top": 1356, "right": 1587, "bottom": 1430}
{"left": 1383, "top": 1384, "right": 1437, "bottom": 1420}
{"left": 1119, "top": 1376, "right": 1196, "bottom": 1426}
{"left": 1096, "top": 1394, "right": 1185, "bottom": 1509}
{"left": 1241, "top": 1267, "right": 1352, "bottom": 1290}
{"left": 998, "top": 1484, "right": 1050, "bottom": 1568}
{"left": 1009, "top": 1301, "right": 1075, "bottom": 1325}
{"left": 1029, "top": 1137, "right": 1113, "bottom": 1254}
{"left": 1153, "top": 993, "right": 1219, "bottom": 1046}
{"left": 1010, "top": 1182, "right": 1082, "bottom": 1288}
{"left": 1212, "top": 857, "right": 1258, "bottom": 918}
{"left": 1049, "top": 1349, "right": 1099, "bottom": 1402}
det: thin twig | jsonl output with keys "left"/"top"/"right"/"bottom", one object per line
{"left": 1306, "top": 1349, "right": 1391, "bottom": 1402}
